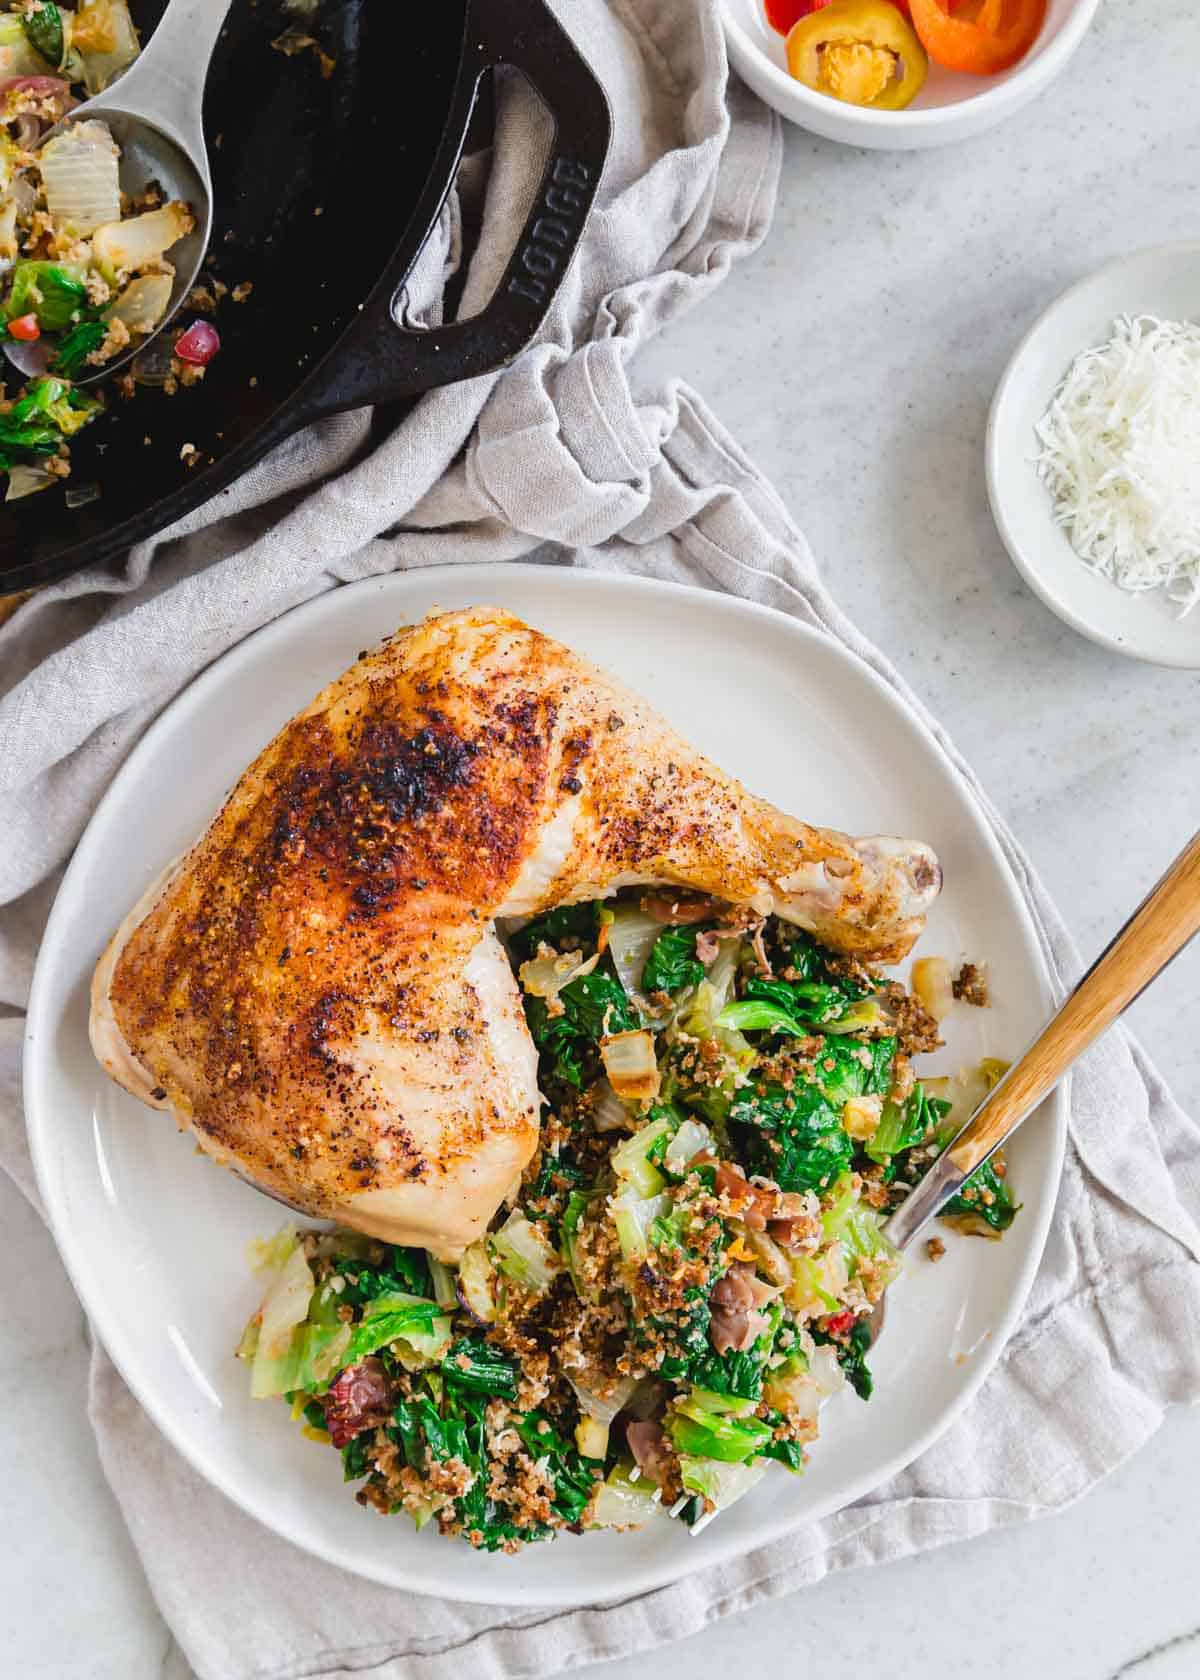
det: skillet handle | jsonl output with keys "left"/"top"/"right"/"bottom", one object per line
{"left": 291, "top": 0, "right": 611, "bottom": 422}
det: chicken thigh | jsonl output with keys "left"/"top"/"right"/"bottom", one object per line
{"left": 90, "top": 606, "right": 941, "bottom": 1257}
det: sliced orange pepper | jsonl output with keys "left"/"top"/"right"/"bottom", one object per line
{"left": 908, "top": 0, "right": 1046, "bottom": 74}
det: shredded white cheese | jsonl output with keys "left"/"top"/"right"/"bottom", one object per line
{"left": 1034, "top": 314, "right": 1200, "bottom": 616}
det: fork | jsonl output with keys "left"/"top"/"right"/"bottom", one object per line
{"left": 869, "top": 827, "right": 1200, "bottom": 1344}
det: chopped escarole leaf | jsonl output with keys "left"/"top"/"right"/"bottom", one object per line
{"left": 702, "top": 934, "right": 742, "bottom": 1012}
{"left": 943, "top": 1153, "right": 1018, "bottom": 1238}
{"left": 667, "top": 1391, "right": 772, "bottom": 1463}
{"left": 53, "top": 318, "right": 108, "bottom": 377}
{"left": 22, "top": 3, "right": 66, "bottom": 71}
{"left": 454, "top": 1238, "right": 498, "bottom": 1324}
{"left": 426, "top": 1256, "right": 459, "bottom": 1311}
{"left": 605, "top": 903, "right": 666, "bottom": 1003}
{"left": 677, "top": 1456, "right": 766, "bottom": 1526}
{"left": 489, "top": 1208, "right": 561, "bottom": 1292}
{"left": 348, "top": 1292, "right": 451, "bottom": 1369}
{"left": 439, "top": 1336, "right": 517, "bottom": 1398}
{"left": 821, "top": 996, "right": 891, "bottom": 1035}
{"left": 247, "top": 1278, "right": 450, "bottom": 1400}
{"left": 0, "top": 12, "right": 57, "bottom": 79}
{"left": 569, "top": 1373, "right": 637, "bottom": 1459}
{"left": 524, "top": 968, "right": 638, "bottom": 1089}
{"left": 504, "top": 900, "right": 598, "bottom": 965}
{"left": 517, "top": 1412, "right": 602, "bottom": 1525}
{"left": 0, "top": 377, "right": 100, "bottom": 481}
{"left": 609, "top": 1111, "right": 673, "bottom": 1196}
{"left": 716, "top": 997, "right": 809, "bottom": 1037}
{"left": 588, "top": 1462, "right": 665, "bottom": 1528}
{"left": 783, "top": 1244, "right": 849, "bottom": 1318}
{"left": 663, "top": 1116, "right": 713, "bottom": 1176}
{"left": 641, "top": 922, "right": 710, "bottom": 995}
{"left": 560, "top": 1187, "right": 597, "bottom": 1296}
{"left": 73, "top": 0, "right": 141, "bottom": 95}
{"left": 15, "top": 375, "right": 99, "bottom": 436}
{"left": 610, "top": 1188, "right": 669, "bottom": 1261}
{"left": 730, "top": 1079, "right": 854, "bottom": 1194}
{"left": 864, "top": 1079, "right": 947, "bottom": 1165}
{"left": 922, "top": 1057, "right": 1010, "bottom": 1143}
{"left": 6, "top": 260, "right": 87, "bottom": 333}
{"left": 820, "top": 1175, "right": 900, "bottom": 1285}
{"left": 242, "top": 1227, "right": 315, "bottom": 1398}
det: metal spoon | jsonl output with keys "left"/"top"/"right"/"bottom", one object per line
{"left": 870, "top": 827, "right": 1200, "bottom": 1343}
{"left": 7, "top": 0, "right": 232, "bottom": 384}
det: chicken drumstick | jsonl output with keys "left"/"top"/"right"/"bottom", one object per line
{"left": 90, "top": 607, "right": 941, "bottom": 1257}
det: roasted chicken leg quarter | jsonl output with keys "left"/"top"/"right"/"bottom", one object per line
{"left": 90, "top": 606, "right": 942, "bottom": 1258}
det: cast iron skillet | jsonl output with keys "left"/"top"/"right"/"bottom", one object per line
{"left": 0, "top": 0, "right": 610, "bottom": 592}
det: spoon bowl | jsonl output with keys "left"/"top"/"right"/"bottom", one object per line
{"left": 5, "top": 0, "right": 230, "bottom": 385}
{"left": 51, "top": 107, "right": 211, "bottom": 383}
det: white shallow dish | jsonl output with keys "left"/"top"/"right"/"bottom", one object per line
{"left": 988, "top": 242, "right": 1200, "bottom": 670}
{"left": 25, "top": 565, "right": 1065, "bottom": 1604}
{"left": 721, "top": 0, "right": 1098, "bottom": 150}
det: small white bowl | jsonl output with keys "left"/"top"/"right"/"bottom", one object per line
{"left": 987, "top": 242, "right": 1200, "bottom": 670}
{"left": 721, "top": 0, "right": 1098, "bottom": 150}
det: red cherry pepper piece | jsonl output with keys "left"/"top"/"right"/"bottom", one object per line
{"left": 174, "top": 319, "right": 221, "bottom": 366}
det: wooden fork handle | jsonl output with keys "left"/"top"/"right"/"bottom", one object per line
{"left": 948, "top": 829, "right": 1200, "bottom": 1176}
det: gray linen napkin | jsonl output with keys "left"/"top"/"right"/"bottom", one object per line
{"left": 3, "top": 3, "right": 1200, "bottom": 1678}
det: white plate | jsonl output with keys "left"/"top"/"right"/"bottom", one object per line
{"left": 721, "top": 0, "right": 1098, "bottom": 151}
{"left": 25, "top": 565, "right": 1065, "bottom": 1605}
{"left": 987, "top": 242, "right": 1200, "bottom": 670}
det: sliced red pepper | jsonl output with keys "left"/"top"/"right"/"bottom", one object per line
{"left": 766, "top": 0, "right": 908, "bottom": 29}
{"left": 766, "top": 0, "right": 832, "bottom": 30}
{"left": 821, "top": 1309, "right": 857, "bottom": 1338}
{"left": 7, "top": 313, "right": 40, "bottom": 342}
{"left": 908, "top": 0, "right": 1045, "bottom": 74}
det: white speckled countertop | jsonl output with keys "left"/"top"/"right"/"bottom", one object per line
{"left": 4, "top": 2, "right": 1199, "bottom": 1675}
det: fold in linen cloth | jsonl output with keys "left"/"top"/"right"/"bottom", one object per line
{"left": 2, "top": 3, "right": 1200, "bottom": 1679}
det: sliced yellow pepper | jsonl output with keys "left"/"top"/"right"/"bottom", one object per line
{"left": 786, "top": 0, "right": 929, "bottom": 111}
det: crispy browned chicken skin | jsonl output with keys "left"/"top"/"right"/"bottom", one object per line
{"left": 90, "top": 606, "right": 941, "bottom": 1256}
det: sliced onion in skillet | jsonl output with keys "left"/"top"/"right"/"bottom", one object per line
{"left": 3, "top": 334, "right": 56, "bottom": 379}
{"left": 108, "top": 272, "right": 173, "bottom": 336}
{"left": 40, "top": 119, "right": 120, "bottom": 235}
